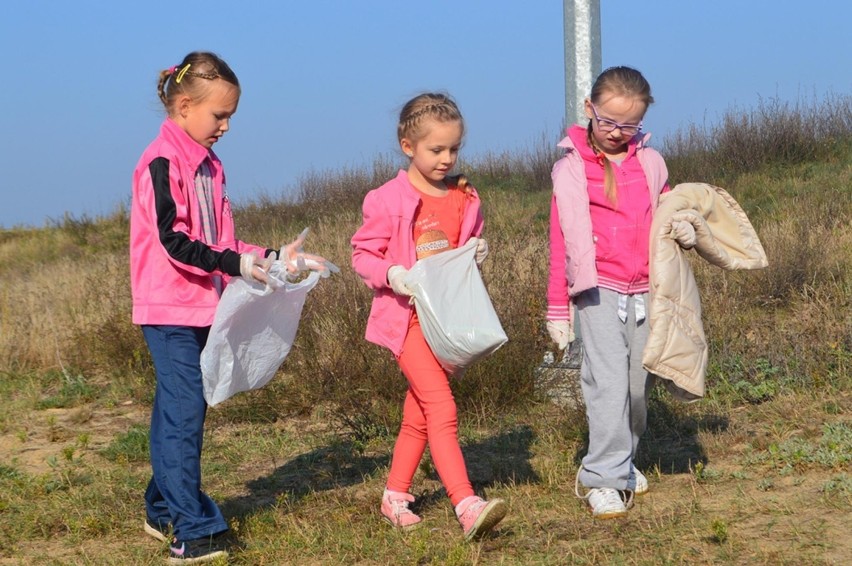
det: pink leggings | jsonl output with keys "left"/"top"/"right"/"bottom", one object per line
{"left": 385, "top": 319, "right": 474, "bottom": 506}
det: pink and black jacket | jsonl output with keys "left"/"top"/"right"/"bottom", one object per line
{"left": 130, "top": 118, "right": 270, "bottom": 327}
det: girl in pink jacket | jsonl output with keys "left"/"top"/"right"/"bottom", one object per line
{"left": 547, "top": 67, "right": 694, "bottom": 519}
{"left": 351, "top": 93, "right": 507, "bottom": 541}
{"left": 131, "top": 51, "right": 320, "bottom": 563}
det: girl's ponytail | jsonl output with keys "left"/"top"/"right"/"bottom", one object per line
{"left": 586, "top": 125, "right": 617, "bottom": 205}
{"left": 157, "top": 67, "right": 174, "bottom": 107}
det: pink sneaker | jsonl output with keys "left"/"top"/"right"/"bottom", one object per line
{"left": 454, "top": 496, "right": 507, "bottom": 541}
{"left": 381, "top": 489, "right": 422, "bottom": 530}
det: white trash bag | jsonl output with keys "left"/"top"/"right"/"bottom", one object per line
{"left": 404, "top": 238, "right": 508, "bottom": 375}
{"left": 201, "top": 262, "right": 321, "bottom": 406}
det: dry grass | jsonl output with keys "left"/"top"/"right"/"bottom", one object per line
{"left": 0, "top": 95, "right": 849, "bottom": 564}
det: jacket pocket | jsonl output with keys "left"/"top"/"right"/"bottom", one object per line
{"left": 592, "top": 226, "right": 619, "bottom": 262}
{"left": 594, "top": 223, "right": 652, "bottom": 275}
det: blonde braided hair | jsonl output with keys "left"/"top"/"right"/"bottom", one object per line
{"left": 156, "top": 51, "right": 240, "bottom": 115}
{"left": 397, "top": 93, "right": 465, "bottom": 145}
{"left": 398, "top": 93, "right": 470, "bottom": 194}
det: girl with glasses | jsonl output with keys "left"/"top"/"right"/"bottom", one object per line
{"left": 545, "top": 66, "right": 692, "bottom": 518}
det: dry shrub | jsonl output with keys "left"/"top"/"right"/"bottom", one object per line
{"left": 464, "top": 134, "right": 562, "bottom": 192}
{"left": 664, "top": 93, "right": 852, "bottom": 185}
{"left": 234, "top": 157, "right": 398, "bottom": 241}
{"left": 1, "top": 94, "right": 849, "bottom": 440}
{"left": 697, "top": 178, "right": 851, "bottom": 395}
{"left": 450, "top": 189, "right": 552, "bottom": 416}
{"left": 0, "top": 252, "right": 146, "bottom": 380}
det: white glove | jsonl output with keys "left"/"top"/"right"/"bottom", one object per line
{"left": 546, "top": 319, "right": 574, "bottom": 350}
{"left": 240, "top": 252, "right": 272, "bottom": 283}
{"left": 279, "top": 227, "right": 339, "bottom": 277}
{"left": 279, "top": 227, "right": 310, "bottom": 273}
{"left": 387, "top": 265, "right": 413, "bottom": 297}
{"left": 671, "top": 220, "right": 697, "bottom": 249}
{"left": 475, "top": 238, "right": 489, "bottom": 267}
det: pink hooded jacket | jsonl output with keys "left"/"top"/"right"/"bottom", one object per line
{"left": 351, "top": 170, "right": 484, "bottom": 355}
{"left": 130, "top": 118, "right": 269, "bottom": 327}
{"left": 547, "top": 127, "right": 669, "bottom": 319}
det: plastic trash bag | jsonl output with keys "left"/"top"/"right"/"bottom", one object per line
{"left": 201, "top": 262, "right": 321, "bottom": 406}
{"left": 404, "top": 238, "right": 508, "bottom": 375}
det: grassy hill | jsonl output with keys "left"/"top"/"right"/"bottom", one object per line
{"left": 0, "top": 95, "right": 849, "bottom": 564}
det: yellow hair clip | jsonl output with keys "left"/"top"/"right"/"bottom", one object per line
{"left": 175, "top": 63, "right": 192, "bottom": 84}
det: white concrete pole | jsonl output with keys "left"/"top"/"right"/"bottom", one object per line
{"left": 564, "top": 0, "right": 601, "bottom": 127}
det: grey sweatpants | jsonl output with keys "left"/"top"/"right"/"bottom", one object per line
{"left": 576, "top": 288, "right": 654, "bottom": 491}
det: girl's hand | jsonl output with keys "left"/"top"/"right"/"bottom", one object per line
{"left": 474, "top": 238, "right": 489, "bottom": 267}
{"left": 279, "top": 228, "right": 337, "bottom": 275}
{"left": 546, "top": 319, "right": 574, "bottom": 350}
{"left": 387, "top": 265, "right": 414, "bottom": 297}
{"left": 240, "top": 252, "right": 271, "bottom": 284}
{"left": 671, "top": 221, "right": 697, "bottom": 249}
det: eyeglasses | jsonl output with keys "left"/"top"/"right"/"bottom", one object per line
{"left": 589, "top": 102, "right": 643, "bottom": 136}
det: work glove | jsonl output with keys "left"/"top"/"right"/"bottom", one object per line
{"left": 279, "top": 228, "right": 339, "bottom": 278}
{"left": 671, "top": 220, "right": 697, "bottom": 249}
{"left": 546, "top": 319, "right": 574, "bottom": 350}
{"left": 475, "top": 238, "right": 489, "bottom": 267}
{"left": 240, "top": 252, "right": 273, "bottom": 284}
{"left": 387, "top": 265, "right": 414, "bottom": 297}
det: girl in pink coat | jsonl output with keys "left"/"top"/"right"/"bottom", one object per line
{"left": 351, "top": 93, "right": 507, "bottom": 541}
{"left": 131, "top": 51, "right": 324, "bottom": 563}
{"left": 547, "top": 67, "right": 694, "bottom": 519}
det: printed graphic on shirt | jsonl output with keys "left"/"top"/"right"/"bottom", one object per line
{"left": 412, "top": 188, "right": 465, "bottom": 259}
{"left": 416, "top": 229, "right": 451, "bottom": 259}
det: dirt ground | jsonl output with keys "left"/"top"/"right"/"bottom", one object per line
{"left": 1, "top": 391, "right": 849, "bottom": 565}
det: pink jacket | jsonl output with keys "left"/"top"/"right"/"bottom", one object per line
{"left": 351, "top": 170, "right": 484, "bottom": 355}
{"left": 547, "top": 128, "right": 668, "bottom": 317}
{"left": 130, "top": 118, "right": 268, "bottom": 326}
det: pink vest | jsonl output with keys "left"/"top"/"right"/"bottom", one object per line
{"left": 547, "top": 130, "right": 668, "bottom": 311}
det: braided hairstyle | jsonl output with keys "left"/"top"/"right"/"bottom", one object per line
{"left": 157, "top": 51, "right": 240, "bottom": 115}
{"left": 398, "top": 93, "right": 470, "bottom": 192}
{"left": 586, "top": 66, "right": 653, "bottom": 205}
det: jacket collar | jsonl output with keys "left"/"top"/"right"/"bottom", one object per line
{"left": 160, "top": 118, "right": 216, "bottom": 172}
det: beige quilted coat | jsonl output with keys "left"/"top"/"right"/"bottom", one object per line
{"left": 643, "top": 183, "right": 768, "bottom": 401}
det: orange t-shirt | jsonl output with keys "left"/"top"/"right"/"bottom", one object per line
{"left": 413, "top": 187, "right": 468, "bottom": 260}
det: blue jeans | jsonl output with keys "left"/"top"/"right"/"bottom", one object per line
{"left": 142, "top": 325, "right": 228, "bottom": 540}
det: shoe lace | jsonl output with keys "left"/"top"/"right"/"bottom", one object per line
{"left": 388, "top": 496, "right": 415, "bottom": 518}
{"left": 623, "top": 488, "right": 634, "bottom": 508}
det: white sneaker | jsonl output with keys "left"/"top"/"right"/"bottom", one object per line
{"left": 632, "top": 466, "right": 649, "bottom": 495}
{"left": 586, "top": 488, "right": 628, "bottom": 519}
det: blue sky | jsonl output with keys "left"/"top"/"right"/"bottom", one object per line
{"left": 1, "top": 1, "right": 849, "bottom": 228}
